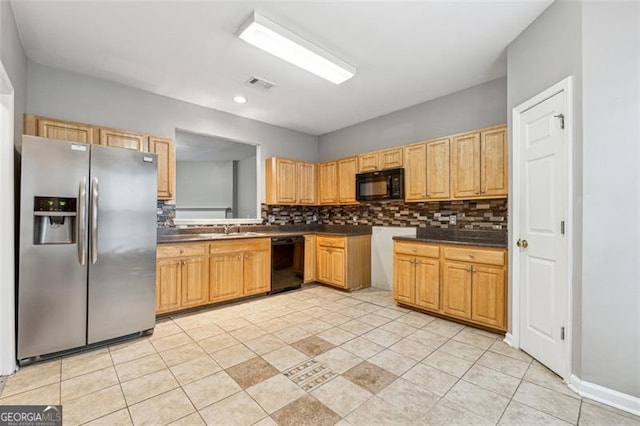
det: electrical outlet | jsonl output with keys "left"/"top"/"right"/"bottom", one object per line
{"left": 434, "top": 212, "right": 441, "bottom": 219}
{"left": 267, "top": 215, "right": 275, "bottom": 223}
{"left": 353, "top": 215, "right": 358, "bottom": 223}
{"left": 312, "top": 214, "right": 318, "bottom": 222}
{"left": 449, "top": 215, "right": 457, "bottom": 225}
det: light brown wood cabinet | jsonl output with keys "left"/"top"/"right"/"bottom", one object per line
{"left": 393, "top": 241, "right": 506, "bottom": 332}
{"left": 25, "top": 115, "right": 97, "bottom": 144}
{"left": 316, "top": 235, "right": 371, "bottom": 290}
{"left": 99, "top": 128, "right": 148, "bottom": 151}
{"left": 337, "top": 157, "right": 358, "bottom": 204}
{"left": 451, "top": 126, "right": 507, "bottom": 199}
{"left": 156, "top": 243, "right": 209, "bottom": 314}
{"left": 265, "top": 158, "right": 316, "bottom": 205}
{"left": 318, "top": 161, "right": 338, "bottom": 205}
{"left": 149, "top": 136, "right": 175, "bottom": 200}
{"left": 357, "top": 147, "right": 403, "bottom": 172}
{"left": 209, "top": 238, "right": 271, "bottom": 302}
{"left": 24, "top": 114, "right": 175, "bottom": 201}
{"left": 404, "top": 138, "right": 450, "bottom": 202}
{"left": 393, "top": 241, "right": 440, "bottom": 311}
{"left": 304, "top": 235, "right": 316, "bottom": 283}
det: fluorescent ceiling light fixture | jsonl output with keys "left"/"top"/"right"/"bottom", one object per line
{"left": 233, "top": 95, "right": 248, "bottom": 104}
{"left": 237, "top": 12, "right": 356, "bottom": 85}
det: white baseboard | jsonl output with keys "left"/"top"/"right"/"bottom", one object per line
{"left": 503, "top": 332, "right": 515, "bottom": 347}
{"left": 568, "top": 374, "right": 640, "bottom": 416}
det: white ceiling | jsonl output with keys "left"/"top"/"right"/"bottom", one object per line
{"left": 175, "top": 129, "right": 256, "bottom": 162}
{"left": 11, "top": 1, "right": 551, "bottom": 136}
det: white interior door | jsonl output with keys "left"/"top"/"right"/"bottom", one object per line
{"left": 517, "top": 90, "right": 569, "bottom": 377}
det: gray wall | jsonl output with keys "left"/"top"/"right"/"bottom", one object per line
{"left": 176, "top": 161, "right": 233, "bottom": 209}
{"left": 237, "top": 155, "right": 257, "bottom": 219}
{"left": 1, "top": 0, "right": 27, "bottom": 144}
{"left": 318, "top": 77, "right": 507, "bottom": 160}
{"left": 506, "top": 0, "right": 584, "bottom": 375}
{"left": 580, "top": 1, "right": 639, "bottom": 397}
{"left": 25, "top": 62, "right": 319, "bottom": 202}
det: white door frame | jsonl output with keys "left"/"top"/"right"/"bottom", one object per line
{"left": 509, "top": 76, "right": 574, "bottom": 380}
{"left": 0, "top": 60, "right": 16, "bottom": 375}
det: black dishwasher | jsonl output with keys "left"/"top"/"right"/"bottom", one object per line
{"left": 270, "top": 236, "right": 304, "bottom": 294}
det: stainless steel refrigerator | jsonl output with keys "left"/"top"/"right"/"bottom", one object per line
{"left": 18, "top": 135, "right": 157, "bottom": 362}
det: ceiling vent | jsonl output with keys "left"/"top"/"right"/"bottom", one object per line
{"left": 245, "top": 76, "right": 276, "bottom": 91}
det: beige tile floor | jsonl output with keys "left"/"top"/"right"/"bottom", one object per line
{"left": 1, "top": 285, "right": 639, "bottom": 425}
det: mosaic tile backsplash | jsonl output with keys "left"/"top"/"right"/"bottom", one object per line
{"left": 158, "top": 199, "right": 507, "bottom": 231}
{"left": 261, "top": 199, "right": 507, "bottom": 230}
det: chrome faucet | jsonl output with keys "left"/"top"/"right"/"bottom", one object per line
{"left": 223, "top": 224, "right": 237, "bottom": 235}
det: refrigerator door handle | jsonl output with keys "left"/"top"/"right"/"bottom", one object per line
{"left": 90, "top": 177, "right": 99, "bottom": 264}
{"left": 78, "top": 177, "right": 87, "bottom": 265}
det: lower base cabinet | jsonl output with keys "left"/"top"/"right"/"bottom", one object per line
{"left": 393, "top": 241, "right": 506, "bottom": 331}
{"left": 316, "top": 235, "right": 371, "bottom": 290}
{"left": 156, "top": 243, "right": 209, "bottom": 314}
{"left": 156, "top": 238, "right": 271, "bottom": 315}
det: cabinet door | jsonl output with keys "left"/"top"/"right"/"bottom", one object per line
{"left": 318, "top": 162, "right": 338, "bottom": 204}
{"left": 471, "top": 265, "right": 506, "bottom": 330}
{"left": 425, "top": 138, "right": 450, "bottom": 199}
{"left": 442, "top": 262, "right": 472, "bottom": 319}
{"left": 451, "top": 133, "right": 480, "bottom": 198}
{"left": 209, "top": 253, "right": 243, "bottom": 302}
{"left": 338, "top": 157, "right": 357, "bottom": 204}
{"left": 404, "top": 143, "right": 427, "bottom": 201}
{"left": 304, "top": 235, "right": 316, "bottom": 283}
{"left": 34, "top": 117, "right": 96, "bottom": 144}
{"left": 99, "top": 129, "right": 148, "bottom": 151}
{"left": 277, "top": 158, "right": 297, "bottom": 204}
{"left": 156, "top": 259, "right": 181, "bottom": 314}
{"left": 243, "top": 250, "right": 271, "bottom": 295}
{"left": 379, "top": 148, "right": 403, "bottom": 169}
{"left": 331, "top": 249, "right": 346, "bottom": 288}
{"left": 317, "top": 246, "right": 333, "bottom": 284}
{"left": 393, "top": 254, "right": 415, "bottom": 304}
{"left": 357, "top": 152, "right": 378, "bottom": 172}
{"left": 181, "top": 256, "right": 209, "bottom": 308}
{"left": 415, "top": 257, "right": 440, "bottom": 311}
{"left": 297, "top": 161, "right": 316, "bottom": 204}
{"left": 481, "top": 127, "right": 508, "bottom": 197}
{"left": 149, "top": 136, "right": 175, "bottom": 200}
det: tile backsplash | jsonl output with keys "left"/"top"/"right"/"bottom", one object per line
{"left": 159, "top": 199, "right": 507, "bottom": 231}
{"left": 261, "top": 199, "right": 507, "bottom": 230}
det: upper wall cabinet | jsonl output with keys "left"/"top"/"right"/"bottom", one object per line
{"left": 24, "top": 114, "right": 176, "bottom": 201}
{"left": 337, "top": 157, "right": 358, "bottom": 204}
{"left": 317, "top": 161, "right": 338, "bottom": 205}
{"left": 25, "top": 115, "right": 97, "bottom": 144}
{"left": 99, "top": 128, "right": 149, "bottom": 152}
{"left": 451, "top": 126, "right": 507, "bottom": 199}
{"left": 265, "top": 157, "right": 316, "bottom": 205}
{"left": 357, "top": 147, "right": 403, "bottom": 173}
{"left": 404, "top": 138, "right": 450, "bottom": 201}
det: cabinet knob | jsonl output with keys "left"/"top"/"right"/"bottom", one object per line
{"left": 474, "top": 190, "right": 480, "bottom": 195}
{"left": 421, "top": 193, "right": 426, "bottom": 197}
{"left": 412, "top": 248, "right": 417, "bottom": 253}
{"left": 467, "top": 267, "right": 472, "bottom": 272}
{"left": 468, "top": 253, "right": 474, "bottom": 259}
{"left": 179, "top": 249, "right": 184, "bottom": 255}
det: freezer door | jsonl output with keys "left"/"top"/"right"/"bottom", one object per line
{"left": 87, "top": 145, "right": 157, "bottom": 344}
{"left": 18, "top": 136, "right": 90, "bottom": 359}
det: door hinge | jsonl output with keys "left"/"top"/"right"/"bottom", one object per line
{"left": 554, "top": 113, "right": 565, "bottom": 129}
{"left": 561, "top": 326, "right": 565, "bottom": 340}
{"left": 561, "top": 220, "right": 565, "bottom": 235}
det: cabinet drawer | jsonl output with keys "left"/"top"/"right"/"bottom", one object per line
{"left": 158, "top": 243, "right": 207, "bottom": 259}
{"left": 443, "top": 246, "right": 505, "bottom": 266}
{"left": 394, "top": 241, "right": 440, "bottom": 258}
{"left": 317, "top": 236, "right": 346, "bottom": 249}
{"left": 209, "top": 238, "right": 270, "bottom": 255}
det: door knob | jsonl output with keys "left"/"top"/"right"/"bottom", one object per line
{"left": 516, "top": 239, "right": 529, "bottom": 248}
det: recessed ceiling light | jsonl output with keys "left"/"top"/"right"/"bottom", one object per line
{"left": 233, "top": 96, "right": 248, "bottom": 104}
{"left": 237, "top": 11, "right": 356, "bottom": 85}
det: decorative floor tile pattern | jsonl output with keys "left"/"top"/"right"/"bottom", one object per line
{"left": 1, "top": 284, "right": 639, "bottom": 425}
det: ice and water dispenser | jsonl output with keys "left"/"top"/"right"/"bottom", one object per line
{"left": 33, "top": 196, "right": 77, "bottom": 245}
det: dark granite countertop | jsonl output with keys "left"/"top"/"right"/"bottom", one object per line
{"left": 393, "top": 228, "right": 507, "bottom": 248}
{"left": 157, "top": 224, "right": 372, "bottom": 244}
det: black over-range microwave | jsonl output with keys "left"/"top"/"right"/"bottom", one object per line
{"left": 355, "top": 168, "right": 404, "bottom": 202}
